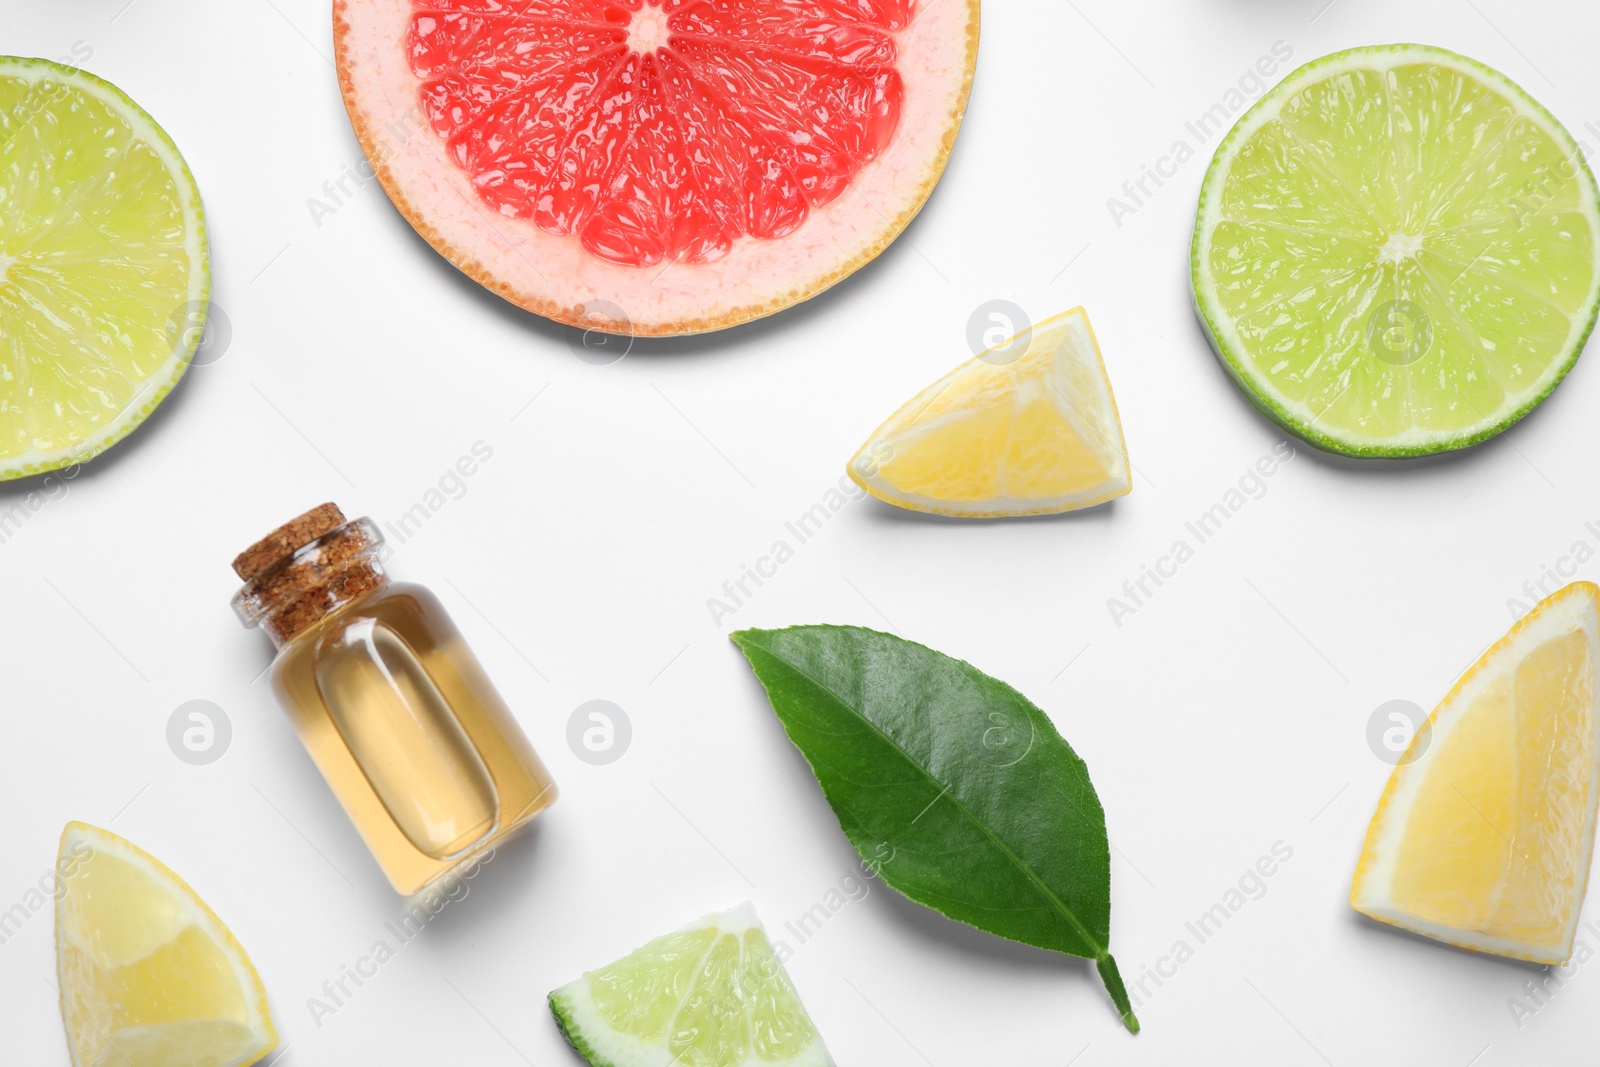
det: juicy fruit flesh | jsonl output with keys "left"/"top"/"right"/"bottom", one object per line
{"left": 855, "top": 310, "right": 1130, "bottom": 515}
{"left": 592, "top": 927, "right": 816, "bottom": 1063}
{"left": 0, "top": 66, "right": 196, "bottom": 466}
{"left": 1202, "top": 55, "right": 1597, "bottom": 448}
{"left": 557, "top": 909, "right": 826, "bottom": 1067}
{"left": 1391, "top": 628, "right": 1596, "bottom": 948}
{"left": 408, "top": 0, "right": 909, "bottom": 267}
{"left": 56, "top": 825, "right": 274, "bottom": 1067}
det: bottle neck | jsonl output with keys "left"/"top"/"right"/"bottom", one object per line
{"left": 232, "top": 518, "right": 388, "bottom": 648}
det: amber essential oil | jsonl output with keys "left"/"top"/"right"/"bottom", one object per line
{"left": 233, "top": 504, "right": 556, "bottom": 894}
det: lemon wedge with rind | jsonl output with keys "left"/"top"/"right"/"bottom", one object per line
{"left": 1192, "top": 45, "right": 1600, "bottom": 458}
{"left": 0, "top": 57, "right": 208, "bottom": 480}
{"left": 550, "top": 903, "right": 834, "bottom": 1067}
{"left": 55, "top": 822, "right": 277, "bottom": 1067}
{"left": 848, "top": 307, "right": 1131, "bottom": 518}
{"left": 1352, "top": 583, "right": 1600, "bottom": 964}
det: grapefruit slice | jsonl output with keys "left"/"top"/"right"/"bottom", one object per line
{"left": 335, "top": 0, "right": 978, "bottom": 335}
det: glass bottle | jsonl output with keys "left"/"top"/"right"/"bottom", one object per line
{"left": 232, "top": 503, "right": 556, "bottom": 895}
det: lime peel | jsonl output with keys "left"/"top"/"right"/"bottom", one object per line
{"left": 0, "top": 56, "right": 208, "bottom": 480}
{"left": 1192, "top": 44, "right": 1600, "bottom": 458}
{"left": 549, "top": 903, "right": 835, "bottom": 1067}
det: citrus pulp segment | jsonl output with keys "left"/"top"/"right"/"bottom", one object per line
{"left": 1192, "top": 45, "right": 1600, "bottom": 457}
{"left": 847, "top": 307, "right": 1131, "bottom": 517}
{"left": 335, "top": 0, "right": 978, "bottom": 334}
{"left": 0, "top": 57, "right": 209, "bottom": 480}
{"left": 1351, "top": 584, "right": 1600, "bottom": 964}
{"left": 54, "top": 822, "right": 277, "bottom": 1067}
{"left": 549, "top": 903, "right": 835, "bottom": 1067}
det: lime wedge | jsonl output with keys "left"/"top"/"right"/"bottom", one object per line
{"left": 549, "top": 903, "right": 834, "bottom": 1067}
{"left": 0, "top": 57, "right": 208, "bottom": 480}
{"left": 1192, "top": 44, "right": 1600, "bottom": 457}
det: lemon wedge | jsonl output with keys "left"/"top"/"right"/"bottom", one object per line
{"left": 54, "top": 822, "right": 277, "bottom": 1067}
{"left": 1352, "top": 583, "right": 1600, "bottom": 964}
{"left": 847, "top": 307, "right": 1130, "bottom": 517}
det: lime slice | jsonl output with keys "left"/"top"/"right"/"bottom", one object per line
{"left": 1192, "top": 45, "right": 1600, "bottom": 457}
{"left": 55, "top": 822, "right": 278, "bottom": 1067}
{"left": 549, "top": 903, "right": 834, "bottom": 1067}
{"left": 0, "top": 57, "right": 208, "bottom": 480}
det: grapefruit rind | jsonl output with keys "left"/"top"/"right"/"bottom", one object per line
{"left": 0, "top": 57, "right": 208, "bottom": 482}
{"left": 1191, "top": 44, "right": 1600, "bottom": 458}
{"left": 1350, "top": 583, "right": 1600, "bottom": 965}
{"left": 334, "top": 0, "right": 979, "bottom": 336}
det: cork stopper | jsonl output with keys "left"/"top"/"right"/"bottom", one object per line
{"left": 231, "top": 504, "right": 387, "bottom": 646}
{"left": 232, "top": 502, "right": 346, "bottom": 581}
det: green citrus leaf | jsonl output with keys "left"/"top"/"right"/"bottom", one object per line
{"left": 730, "top": 624, "right": 1139, "bottom": 1033}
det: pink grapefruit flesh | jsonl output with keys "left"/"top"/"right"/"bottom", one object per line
{"left": 335, "top": 0, "right": 978, "bottom": 334}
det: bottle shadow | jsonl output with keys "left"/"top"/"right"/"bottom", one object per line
{"left": 395, "top": 819, "right": 551, "bottom": 943}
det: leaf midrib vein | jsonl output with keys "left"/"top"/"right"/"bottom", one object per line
{"left": 758, "top": 641, "right": 1107, "bottom": 957}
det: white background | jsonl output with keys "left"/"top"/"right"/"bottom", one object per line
{"left": 3, "top": 0, "right": 1599, "bottom": 1063}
